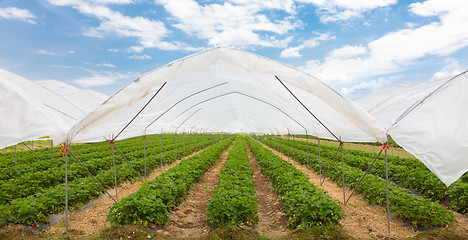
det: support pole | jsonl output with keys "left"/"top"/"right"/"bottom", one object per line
{"left": 64, "top": 145, "right": 68, "bottom": 237}
{"left": 345, "top": 149, "right": 383, "bottom": 204}
{"left": 321, "top": 145, "right": 341, "bottom": 186}
{"left": 183, "top": 133, "right": 186, "bottom": 158}
{"left": 293, "top": 134, "right": 296, "bottom": 167}
{"left": 50, "top": 140, "right": 53, "bottom": 160}
{"left": 160, "top": 131, "right": 163, "bottom": 172}
{"left": 318, "top": 137, "right": 322, "bottom": 184}
{"left": 341, "top": 142, "right": 345, "bottom": 203}
{"left": 113, "top": 144, "right": 144, "bottom": 182}
{"left": 111, "top": 141, "right": 118, "bottom": 201}
{"left": 22, "top": 142, "right": 43, "bottom": 161}
{"left": 14, "top": 145, "right": 17, "bottom": 166}
{"left": 385, "top": 145, "right": 391, "bottom": 237}
{"left": 175, "top": 132, "right": 178, "bottom": 165}
{"left": 287, "top": 129, "right": 290, "bottom": 162}
{"left": 143, "top": 135, "right": 147, "bottom": 182}
{"left": 306, "top": 133, "right": 309, "bottom": 175}
{"left": 68, "top": 151, "right": 117, "bottom": 203}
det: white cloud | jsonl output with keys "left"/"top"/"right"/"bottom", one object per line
{"left": 71, "top": 69, "right": 138, "bottom": 87}
{"left": 48, "top": 0, "right": 193, "bottom": 52}
{"left": 341, "top": 77, "right": 390, "bottom": 97}
{"left": 96, "top": 62, "right": 116, "bottom": 67}
{"left": 156, "top": 0, "right": 299, "bottom": 48}
{"left": 37, "top": 49, "right": 62, "bottom": 56}
{"left": 301, "top": 0, "right": 468, "bottom": 87}
{"left": 107, "top": 48, "right": 120, "bottom": 52}
{"left": 36, "top": 49, "right": 75, "bottom": 56}
{"left": 281, "top": 33, "right": 335, "bottom": 58}
{"left": 128, "top": 54, "right": 151, "bottom": 60}
{"left": 0, "top": 7, "right": 37, "bottom": 24}
{"left": 298, "top": 0, "right": 396, "bottom": 23}
{"left": 431, "top": 58, "right": 465, "bottom": 81}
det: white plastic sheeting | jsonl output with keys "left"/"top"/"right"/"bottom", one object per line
{"left": 387, "top": 71, "right": 468, "bottom": 186}
{"left": 357, "top": 77, "right": 449, "bottom": 131}
{"left": 37, "top": 80, "right": 107, "bottom": 114}
{"left": 65, "top": 47, "right": 387, "bottom": 144}
{"left": 0, "top": 77, "right": 67, "bottom": 149}
{"left": 0, "top": 69, "right": 107, "bottom": 148}
{"left": 358, "top": 71, "right": 468, "bottom": 186}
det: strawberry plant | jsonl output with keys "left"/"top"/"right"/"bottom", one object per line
{"left": 261, "top": 136, "right": 456, "bottom": 228}
{"left": 107, "top": 136, "right": 234, "bottom": 226}
{"left": 206, "top": 138, "right": 258, "bottom": 229}
{"left": 246, "top": 137, "right": 344, "bottom": 229}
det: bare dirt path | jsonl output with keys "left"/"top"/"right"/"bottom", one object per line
{"left": 245, "top": 142, "right": 292, "bottom": 239}
{"left": 257, "top": 140, "right": 418, "bottom": 240}
{"left": 156, "top": 140, "right": 236, "bottom": 239}
{"left": 44, "top": 149, "right": 205, "bottom": 239}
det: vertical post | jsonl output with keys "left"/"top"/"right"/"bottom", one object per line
{"left": 51, "top": 140, "right": 53, "bottom": 160}
{"left": 183, "top": 132, "right": 186, "bottom": 158}
{"left": 385, "top": 146, "right": 391, "bottom": 236}
{"left": 318, "top": 138, "right": 322, "bottom": 184}
{"left": 64, "top": 144, "right": 69, "bottom": 237}
{"left": 31, "top": 140, "right": 33, "bottom": 150}
{"left": 15, "top": 145, "right": 17, "bottom": 166}
{"left": 190, "top": 132, "right": 193, "bottom": 153}
{"left": 341, "top": 142, "right": 345, "bottom": 203}
{"left": 287, "top": 131, "right": 290, "bottom": 162}
{"left": 175, "top": 132, "right": 178, "bottom": 165}
{"left": 143, "top": 135, "right": 147, "bottom": 182}
{"left": 111, "top": 142, "right": 118, "bottom": 201}
{"left": 306, "top": 133, "right": 309, "bottom": 175}
{"left": 293, "top": 134, "right": 296, "bottom": 167}
{"left": 160, "top": 132, "right": 163, "bottom": 172}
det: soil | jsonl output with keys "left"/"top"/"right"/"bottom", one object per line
{"left": 258, "top": 140, "right": 419, "bottom": 240}
{"left": 245, "top": 141, "right": 293, "bottom": 239}
{"left": 155, "top": 140, "right": 236, "bottom": 239}
{"left": 42, "top": 149, "right": 205, "bottom": 239}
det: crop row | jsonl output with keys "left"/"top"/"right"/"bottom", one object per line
{"left": 259, "top": 137, "right": 456, "bottom": 228}
{"left": 271, "top": 136, "right": 468, "bottom": 214}
{"left": 107, "top": 136, "right": 235, "bottom": 227}
{"left": 0, "top": 134, "right": 220, "bottom": 205}
{"left": 246, "top": 137, "right": 344, "bottom": 229}
{"left": 0, "top": 135, "right": 223, "bottom": 226}
{"left": 206, "top": 138, "right": 257, "bottom": 229}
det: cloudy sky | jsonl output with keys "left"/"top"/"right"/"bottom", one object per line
{"left": 1, "top": 0, "right": 467, "bottom": 98}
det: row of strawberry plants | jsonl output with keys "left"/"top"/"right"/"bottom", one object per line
{"left": 107, "top": 136, "right": 235, "bottom": 227}
{"left": 0, "top": 134, "right": 218, "bottom": 204}
{"left": 271, "top": 136, "right": 468, "bottom": 214}
{"left": 0, "top": 135, "right": 223, "bottom": 226}
{"left": 246, "top": 137, "right": 344, "bottom": 229}
{"left": 0, "top": 134, "right": 220, "bottom": 197}
{"left": 260, "top": 137, "right": 456, "bottom": 228}
{"left": 206, "top": 138, "right": 257, "bottom": 229}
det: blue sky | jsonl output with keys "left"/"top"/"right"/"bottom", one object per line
{"left": 1, "top": 0, "right": 467, "bottom": 99}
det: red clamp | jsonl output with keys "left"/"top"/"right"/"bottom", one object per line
{"left": 56, "top": 145, "right": 70, "bottom": 156}
{"left": 380, "top": 143, "right": 392, "bottom": 151}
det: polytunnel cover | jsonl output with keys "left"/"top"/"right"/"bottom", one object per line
{"left": 387, "top": 71, "right": 468, "bottom": 186}
{"left": 64, "top": 47, "right": 387, "bottom": 144}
